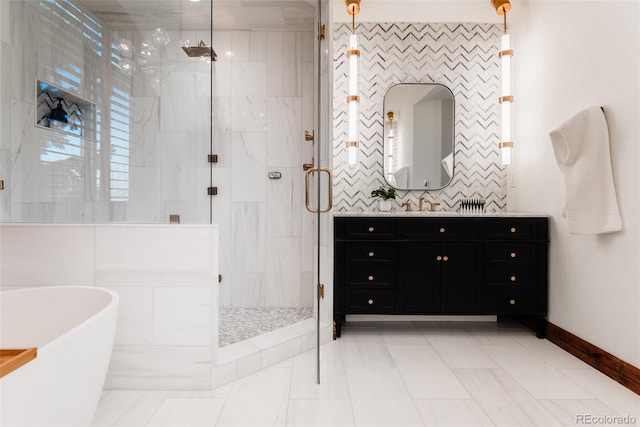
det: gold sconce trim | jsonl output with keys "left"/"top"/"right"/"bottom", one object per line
{"left": 346, "top": 95, "right": 360, "bottom": 102}
{"left": 491, "top": 0, "right": 511, "bottom": 15}
{"left": 499, "top": 142, "right": 514, "bottom": 148}
{"left": 499, "top": 49, "right": 514, "bottom": 58}
{"left": 499, "top": 95, "right": 514, "bottom": 103}
{"left": 345, "top": 0, "right": 361, "bottom": 15}
{"left": 346, "top": 49, "right": 360, "bottom": 57}
{"left": 346, "top": 141, "right": 359, "bottom": 148}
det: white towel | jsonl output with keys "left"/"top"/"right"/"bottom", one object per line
{"left": 441, "top": 152, "right": 454, "bottom": 178}
{"left": 549, "top": 106, "right": 622, "bottom": 234}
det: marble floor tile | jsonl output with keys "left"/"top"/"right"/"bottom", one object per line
{"left": 346, "top": 367, "right": 424, "bottom": 426}
{"left": 286, "top": 399, "right": 355, "bottom": 426}
{"left": 93, "top": 321, "right": 638, "bottom": 427}
{"left": 91, "top": 391, "right": 168, "bottom": 426}
{"left": 413, "top": 399, "right": 495, "bottom": 426}
{"left": 215, "top": 367, "right": 291, "bottom": 426}
{"left": 387, "top": 345, "right": 471, "bottom": 399}
{"left": 147, "top": 398, "right": 226, "bottom": 426}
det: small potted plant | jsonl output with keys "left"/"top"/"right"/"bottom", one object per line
{"left": 370, "top": 186, "right": 396, "bottom": 212}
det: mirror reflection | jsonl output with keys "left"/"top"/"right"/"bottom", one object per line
{"left": 383, "top": 83, "right": 455, "bottom": 190}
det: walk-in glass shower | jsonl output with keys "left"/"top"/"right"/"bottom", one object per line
{"left": 0, "top": 0, "right": 332, "bottom": 385}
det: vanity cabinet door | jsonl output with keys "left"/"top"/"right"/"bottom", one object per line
{"left": 398, "top": 242, "right": 439, "bottom": 313}
{"left": 440, "top": 242, "right": 483, "bottom": 313}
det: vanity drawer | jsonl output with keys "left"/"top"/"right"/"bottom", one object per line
{"left": 346, "top": 288, "right": 395, "bottom": 313}
{"left": 345, "top": 243, "right": 395, "bottom": 263}
{"left": 343, "top": 218, "right": 395, "bottom": 239}
{"left": 486, "top": 218, "right": 538, "bottom": 240}
{"left": 487, "top": 267, "right": 536, "bottom": 289}
{"left": 486, "top": 242, "right": 536, "bottom": 265}
{"left": 397, "top": 218, "right": 482, "bottom": 239}
{"left": 486, "top": 288, "right": 535, "bottom": 313}
{"left": 346, "top": 266, "right": 394, "bottom": 286}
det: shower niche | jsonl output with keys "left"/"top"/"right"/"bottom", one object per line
{"left": 36, "top": 80, "right": 97, "bottom": 140}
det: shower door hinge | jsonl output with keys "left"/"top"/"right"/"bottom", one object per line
{"left": 207, "top": 187, "right": 218, "bottom": 196}
{"left": 218, "top": 274, "right": 222, "bottom": 283}
{"left": 208, "top": 154, "right": 219, "bottom": 163}
{"left": 319, "top": 283, "right": 325, "bottom": 299}
{"left": 0, "top": 180, "right": 4, "bottom": 190}
{"left": 319, "top": 25, "right": 326, "bottom": 40}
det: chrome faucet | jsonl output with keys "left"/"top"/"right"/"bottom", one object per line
{"left": 401, "top": 201, "right": 413, "bottom": 212}
{"left": 419, "top": 197, "right": 429, "bottom": 212}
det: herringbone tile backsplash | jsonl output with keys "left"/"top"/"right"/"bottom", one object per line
{"left": 332, "top": 22, "right": 506, "bottom": 213}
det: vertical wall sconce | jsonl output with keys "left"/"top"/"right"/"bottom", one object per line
{"left": 492, "top": 0, "right": 514, "bottom": 165}
{"left": 346, "top": 0, "right": 361, "bottom": 168}
{"left": 385, "top": 112, "right": 397, "bottom": 181}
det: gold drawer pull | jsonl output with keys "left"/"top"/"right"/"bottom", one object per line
{"left": 368, "top": 251, "right": 375, "bottom": 257}
{"left": 368, "top": 226, "right": 374, "bottom": 232}
{"left": 510, "top": 275, "right": 517, "bottom": 282}
{"left": 509, "top": 299, "right": 516, "bottom": 305}
{"left": 510, "top": 252, "right": 517, "bottom": 258}
{"left": 510, "top": 227, "right": 517, "bottom": 233}
{"left": 368, "top": 299, "right": 374, "bottom": 305}
{"left": 368, "top": 275, "right": 374, "bottom": 281}
{"left": 436, "top": 255, "right": 442, "bottom": 261}
{"left": 443, "top": 256, "right": 449, "bottom": 262}
{"left": 439, "top": 227, "right": 446, "bottom": 233}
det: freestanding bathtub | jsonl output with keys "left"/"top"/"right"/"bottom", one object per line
{"left": 0, "top": 286, "right": 119, "bottom": 426}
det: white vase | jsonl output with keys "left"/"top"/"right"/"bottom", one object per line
{"left": 379, "top": 199, "right": 392, "bottom": 212}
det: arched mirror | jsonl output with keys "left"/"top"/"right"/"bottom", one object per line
{"left": 383, "top": 83, "right": 455, "bottom": 190}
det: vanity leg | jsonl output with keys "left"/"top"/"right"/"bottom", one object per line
{"left": 536, "top": 316, "right": 547, "bottom": 339}
{"left": 334, "top": 316, "right": 344, "bottom": 338}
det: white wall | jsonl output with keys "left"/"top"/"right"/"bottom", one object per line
{"left": 509, "top": 1, "right": 640, "bottom": 366}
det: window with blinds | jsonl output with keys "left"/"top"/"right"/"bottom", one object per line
{"left": 37, "top": 0, "right": 130, "bottom": 204}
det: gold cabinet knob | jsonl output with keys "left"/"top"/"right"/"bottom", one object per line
{"left": 439, "top": 227, "right": 446, "bottom": 233}
{"left": 443, "top": 256, "right": 449, "bottom": 262}
{"left": 368, "top": 275, "right": 374, "bottom": 281}
{"left": 436, "top": 255, "right": 442, "bottom": 261}
{"left": 509, "top": 299, "right": 516, "bottom": 305}
{"left": 368, "top": 299, "right": 374, "bottom": 305}
{"left": 510, "top": 252, "right": 517, "bottom": 258}
{"left": 368, "top": 226, "right": 374, "bottom": 232}
{"left": 368, "top": 251, "right": 375, "bottom": 257}
{"left": 510, "top": 227, "right": 517, "bottom": 233}
{"left": 510, "top": 275, "right": 517, "bottom": 282}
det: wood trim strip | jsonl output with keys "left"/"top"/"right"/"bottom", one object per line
{"left": 0, "top": 348, "right": 37, "bottom": 378}
{"left": 545, "top": 322, "right": 640, "bottom": 395}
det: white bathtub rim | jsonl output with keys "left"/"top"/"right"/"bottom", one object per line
{"left": 0, "top": 285, "right": 119, "bottom": 357}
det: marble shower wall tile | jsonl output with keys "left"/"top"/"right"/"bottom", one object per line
{"left": 211, "top": 97, "right": 232, "bottom": 168}
{"left": 154, "top": 287, "right": 212, "bottom": 346}
{"left": 108, "top": 286, "right": 154, "bottom": 346}
{"left": 267, "top": 32, "right": 302, "bottom": 97}
{"left": 231, "top": 62, "right": 267, "bottom": 132}
{"left": 0, "top": 225, "right": 95, "bottom": 286}
{"left": 266, "top": 167, "right": 302, "bottom": 238}
{"left": 160, "top": 63, "right": 197, "bottom": 132}
{"left": 160, "top": 131, "right": 196, "bottom": 202}
{"left": 94, "top": 226, "right": 215, "bottom": 287}
{"left": 131, "top": 97, "right": 160, "bottom": 167}
{"left": 128, "top": 167, "right": 161, "bottom": 223}
{"left": 229, "top": 273, "right": 267, "bottom": 307}
{"left": 266, "top": 97, "right": 302, "bottom": 168}
{"left": 105, "top": 345, "right": 212, "bottom": 390}
{"left": 266, "top": 238, "right": 302, "bottom": 307}
{"left": 231, "top": 132, "right": 267, "bottom": 202}
{"left": 230, "top": 202, "right": 266, "bottom": 273}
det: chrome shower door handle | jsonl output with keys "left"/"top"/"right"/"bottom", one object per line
{"left": 304, "top": 167, "right": 333, "bottom": 213}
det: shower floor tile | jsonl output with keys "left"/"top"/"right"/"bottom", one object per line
{"left": 219, "top": 307, "right": 313, "bottom": 347}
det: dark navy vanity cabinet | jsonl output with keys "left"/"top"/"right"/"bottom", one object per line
{"left": 333, "top": 215, "right": 549, "bottom": 338}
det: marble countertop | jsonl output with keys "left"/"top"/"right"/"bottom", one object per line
{"left": 333, "top": 211, "right": 550, "bottom": 218}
